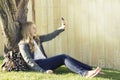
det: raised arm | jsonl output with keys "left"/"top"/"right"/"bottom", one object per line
{"left": 18, "top": 41, "right": 45, "bottom": 72}
{"left": 40, "top": 18, "right": 66, "bottom": 43}
{"left": 40, "top": 29, "right": 64, "bottom": 42}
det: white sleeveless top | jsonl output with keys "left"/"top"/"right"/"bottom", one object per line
{"left": 33, "top": 40, "right": 46, "bottom": 60}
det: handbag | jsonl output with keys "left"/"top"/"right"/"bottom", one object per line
{"left": 1, "top": 49, "right": 29, "bottom": 71}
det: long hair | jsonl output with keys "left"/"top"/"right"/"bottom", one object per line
{"left": 21, "top": 22, "right": 40, "bottom": 53}
{"left": 21, "top": 22, "right": 33, "bottom": 40}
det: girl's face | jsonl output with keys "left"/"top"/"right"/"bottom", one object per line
{"left": 29, "top": 24, "right": 37, "bottom": 37}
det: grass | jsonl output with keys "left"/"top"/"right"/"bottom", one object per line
{"left": 0, "top": 57, "right": 120, "bottom": 80}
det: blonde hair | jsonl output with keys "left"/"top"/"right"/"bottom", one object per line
{"left": 21, "top": 21, "right": 40, "bottom": 53}
{"left": 21, "top": 22, "right": 33, "bottom": 40}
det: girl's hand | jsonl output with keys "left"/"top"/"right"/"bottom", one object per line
{"left": 46, "top": 70, "right": 53, "bottom": 74}
{"left": 2, "top": 67, "right": 7, "bottom": 72}
{"left": 57, "top": 17, "right": 66, "bottom": 30}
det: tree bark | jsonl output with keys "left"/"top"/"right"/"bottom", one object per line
{"left": 0, "top": 0, "right": 29, "bottom": 52}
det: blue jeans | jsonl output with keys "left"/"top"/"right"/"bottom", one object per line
{"left": 35, "top": 54, "right": 92, "bottom": 76}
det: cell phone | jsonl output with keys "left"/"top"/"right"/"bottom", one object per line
{"left": 61, "top": 17, "right": 64, "bottom": 20}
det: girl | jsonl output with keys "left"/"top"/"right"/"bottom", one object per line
{"left": 18, "top": 18, "right": 101, "bottom": 78}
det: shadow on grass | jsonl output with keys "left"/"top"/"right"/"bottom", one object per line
{"left": 54, "top": 66, "right": 73, "bottom": 74}
{"left": 52, "top": 66, "right": 120, "bottom": 80}
{"left": 96, "top": 68, "right": 120, "bottom": 80}
{"left": 23, "top": 66, "right": 74, "bottom": 74}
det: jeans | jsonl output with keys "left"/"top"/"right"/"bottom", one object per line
{"left": 35, "top": 54, "right": 93, "bottom": 76}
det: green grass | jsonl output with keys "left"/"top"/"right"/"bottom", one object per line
{"left": 0, "top": 57, "right": 120, "bottom": 80}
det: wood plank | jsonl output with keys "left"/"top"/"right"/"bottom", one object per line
{"left": 35, "top": 0, "right": 49, "bottom": 54}
{"left": 96, "top": 0, "right": 105, "bottom": 68}
{"left": 60, "top": 0, "right": 69, "bottom": 54}
{"left": 47, "top": 0, "right": 55, "bottom": 56}
{"left": 79, "top": 0, "right": 90, "bottom": 64}
{"left": 111, "top": 0, "right": 120, "bottom": 69}
{"left": 103, "top": 0, "right": 114, "bottom": 69}
{"left": 74, "top": 0, "right": 83, "bottom": 61}
{"left": 88, "top": 0, "right": 98, "bottom": 66}
{"left": 27, "top": 0, "right": 32, "bottom": 21}
{"left": 53, "top": 0, "right": 62, "bottom": 55}
{"left": 67, "top": 0, "right": 76, "bottom": 57}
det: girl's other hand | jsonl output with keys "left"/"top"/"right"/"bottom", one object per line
{"left": 46, "top": 70, "right": 53, "bottom": 74}
{"left": 57, "top": 17, "right": 66, "bottom": 30}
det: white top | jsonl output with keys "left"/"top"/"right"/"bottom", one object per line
{"left": 33, "top": 40, "right": 46, "bottom": 60}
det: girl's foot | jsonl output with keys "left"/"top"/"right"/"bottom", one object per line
{"left": 92, "top": 67, "right": 104, "bottom": 75}
{"left": 89, "top": 68, "right": 101, "bottom": 78}
{"left": 85, "top": 67, "right": 101, "bottom": 78}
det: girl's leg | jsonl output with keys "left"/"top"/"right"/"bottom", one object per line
{"left": 35, "top": 54, "right": 65, "bottom": 70}
{"left": 65, "top": 55, "right": 93, "bottom": 70}
{"left": 35, "top": 54, "right": 93, "bottom": 76}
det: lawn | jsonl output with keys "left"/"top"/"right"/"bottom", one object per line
{"left": 0, "top": 57, "right": 120, "bottom": 80}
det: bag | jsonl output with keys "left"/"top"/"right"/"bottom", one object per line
{"left": 1, "top": 49, "right": 29, "bottom": 71}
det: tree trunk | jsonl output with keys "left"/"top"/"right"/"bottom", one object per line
{"left": 0, "top": 0, "right": 29, "bottom": 53}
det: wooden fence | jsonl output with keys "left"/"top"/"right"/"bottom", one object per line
{"left": 0, "top": 0, "right": 120, "bottom": 70}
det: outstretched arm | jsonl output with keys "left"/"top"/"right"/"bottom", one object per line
{"left": 40, "top": 18, "right": 66, "bottom": 43}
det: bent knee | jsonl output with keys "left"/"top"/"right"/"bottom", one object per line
{"left": 59, "top": 54, "right": 68, "bottom": 57}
